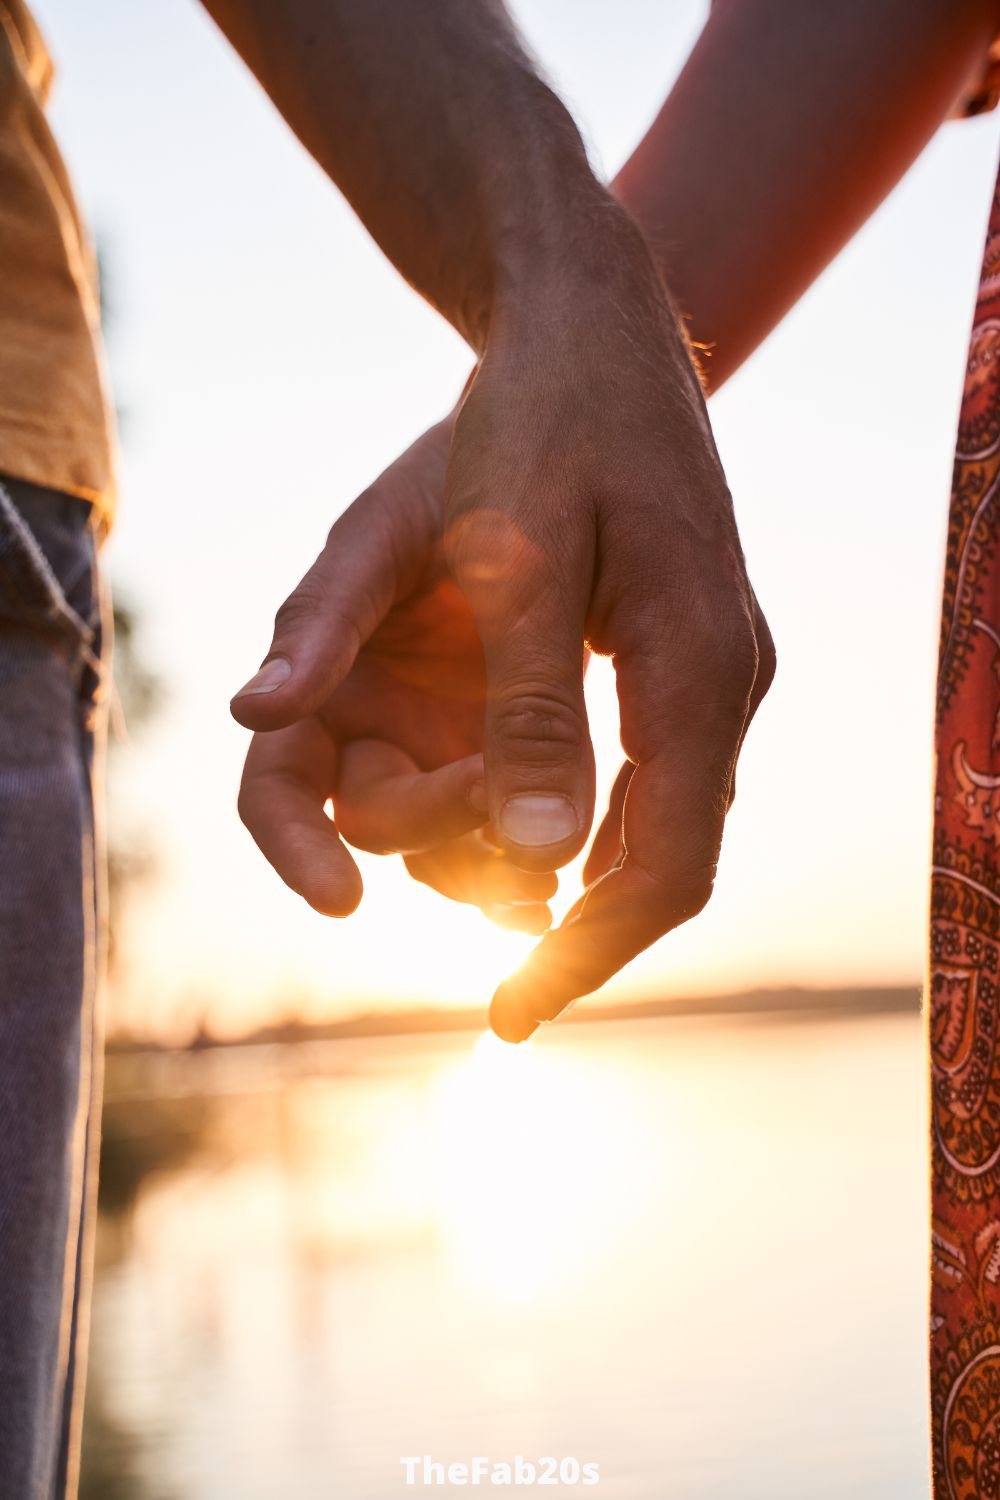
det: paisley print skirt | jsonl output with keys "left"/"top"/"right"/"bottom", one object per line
{"left": 931, "top": 160, "right": 1000, "bottom": 1499}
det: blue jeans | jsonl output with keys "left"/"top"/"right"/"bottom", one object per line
{"left": 0, "top": 477, "right": 107, "bottom": 1500}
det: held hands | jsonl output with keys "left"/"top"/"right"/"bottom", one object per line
{"left": 232, "top": 210, "right": 774, "bottom": 1041}
{"left": 233, "top": 417, "right": 561, "bottom": 938}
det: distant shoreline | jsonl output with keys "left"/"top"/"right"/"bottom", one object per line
{"left": 108, "top": 984, "right": 922, "bottom": 1057}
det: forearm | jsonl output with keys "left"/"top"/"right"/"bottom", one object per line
{"left": 199, "top": 0, "right": 614, "bottom": 350}
{"left": 614, "top": 0, "right": 1000, "bottom": 392}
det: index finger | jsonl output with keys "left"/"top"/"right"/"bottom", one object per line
{"left": 238, "top": 719, "right": 364, "bottom": 917}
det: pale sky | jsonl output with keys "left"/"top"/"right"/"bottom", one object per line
{"left": 30, "top": 0, "right": 1000, "bottom": 1038}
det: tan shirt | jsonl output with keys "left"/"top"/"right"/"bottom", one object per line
{"left": 0, "top": 0, "right": 115, "bottom": 528}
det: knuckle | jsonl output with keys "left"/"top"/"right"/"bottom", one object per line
{"left": 273, "top": 583, "right": 322, "bottom": 637}
{"left": 754, "top": 613, "right": 777, "bottom": 695}
{"left": 648, "top": 859, "right": 717, "bottom": 924}
{"left": 275, "top": 586, "right": 364, "bottom": 663}
{"left": 685, "top": 598, "right": 759, "bottom": 697}
{"left": 678, "top": 867, "right": 716, "bottom": 919}
{"left": 236, "top": 779, "right": 259, "bottom": 834}
{"left": 726, "top": 623, "right": 760, "bottom": 696}
{"left": 612, "top": 581, "right": 760, "bottom": 711}
{"left": 678, "top": 618, "right": 759, "bottom": 728}
{"left": 491, "top": 688, "right": 585, "bottom": 768}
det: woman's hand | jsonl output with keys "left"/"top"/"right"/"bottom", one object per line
{"left": 232, "top": 419, "right": 560, "bottom": 936}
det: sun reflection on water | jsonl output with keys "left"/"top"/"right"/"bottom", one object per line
{"left": 86, "top": 1016, "right": 929, "bottom": 1499}
{"left": 429, "top": 1030, "right": 640, "bottom": 1303}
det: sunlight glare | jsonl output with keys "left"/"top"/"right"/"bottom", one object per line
{"left": 429, "top": 1031, "right": 639, "bottom": 1304}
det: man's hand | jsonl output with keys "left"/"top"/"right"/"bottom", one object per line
{"left": 233, "top": 209, "right": 774, "bottom": 1041}
{"left": 448, "top": 217, "right": 774, "bottom": 1040}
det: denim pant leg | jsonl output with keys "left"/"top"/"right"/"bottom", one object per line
{"left": 0, "top": 477, "right": 107, "bottom": 1500}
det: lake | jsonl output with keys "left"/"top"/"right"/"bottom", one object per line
{"left": 80, "top": 1010, "right": 929, "bottom": 1499}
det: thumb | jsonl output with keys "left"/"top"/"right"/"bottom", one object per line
{"left": 450, "top": 509, "right": 595, "bottom": 870}
{"left": 232, "top": 419, "right": 452, "bottom": 730}
{"left": 231, "top": 515, "right": 392, "bottom": 730}
{"left": 231, "top": 496, "right": 401, "bottom": 733}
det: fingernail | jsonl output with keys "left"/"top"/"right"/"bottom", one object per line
{"left": 233, "top": 657, "right": 292, "bottom": 698}
{"left": 499, "top": 794, "right": 578, "bottom": 848}
{"left": 468, "top": 778, "right": 488, "bottom": 814}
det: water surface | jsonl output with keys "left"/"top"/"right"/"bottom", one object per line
{"left": 82, "top": 1011, "right": 928, "bottom": 1499}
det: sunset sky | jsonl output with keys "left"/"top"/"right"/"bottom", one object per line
{"left": 31, "top": 0, "right": 1000, "bottom": 1038}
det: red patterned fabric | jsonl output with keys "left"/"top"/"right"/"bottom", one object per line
{"left": 931, "top": 161, "right": 1000, "bottom": 1499}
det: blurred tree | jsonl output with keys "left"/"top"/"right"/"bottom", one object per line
{"left": 79, "top": 246, "right": 178, "bottom": 1500}
{"left": 94, "top": 242, "right": 166, "bottom": 999}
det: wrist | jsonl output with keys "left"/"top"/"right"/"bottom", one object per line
{"left": 490, "top": 191, "right": 685, "bottom": 359}
{"left": 460, "top": 86, "right": 621, "bottom": 348}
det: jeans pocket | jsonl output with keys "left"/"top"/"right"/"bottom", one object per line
{"left": 0, "top": 477, "right": 98, "bottom": 657}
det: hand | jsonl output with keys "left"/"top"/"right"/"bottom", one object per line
{"left": 444, "top": 213, "right": 774, "bottom": 1039}
{"left": 233, "top": 204, "right": 775, "bottom": 1040}
{"left": 232, "top": 419, "right": 560, "bottom": 937}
